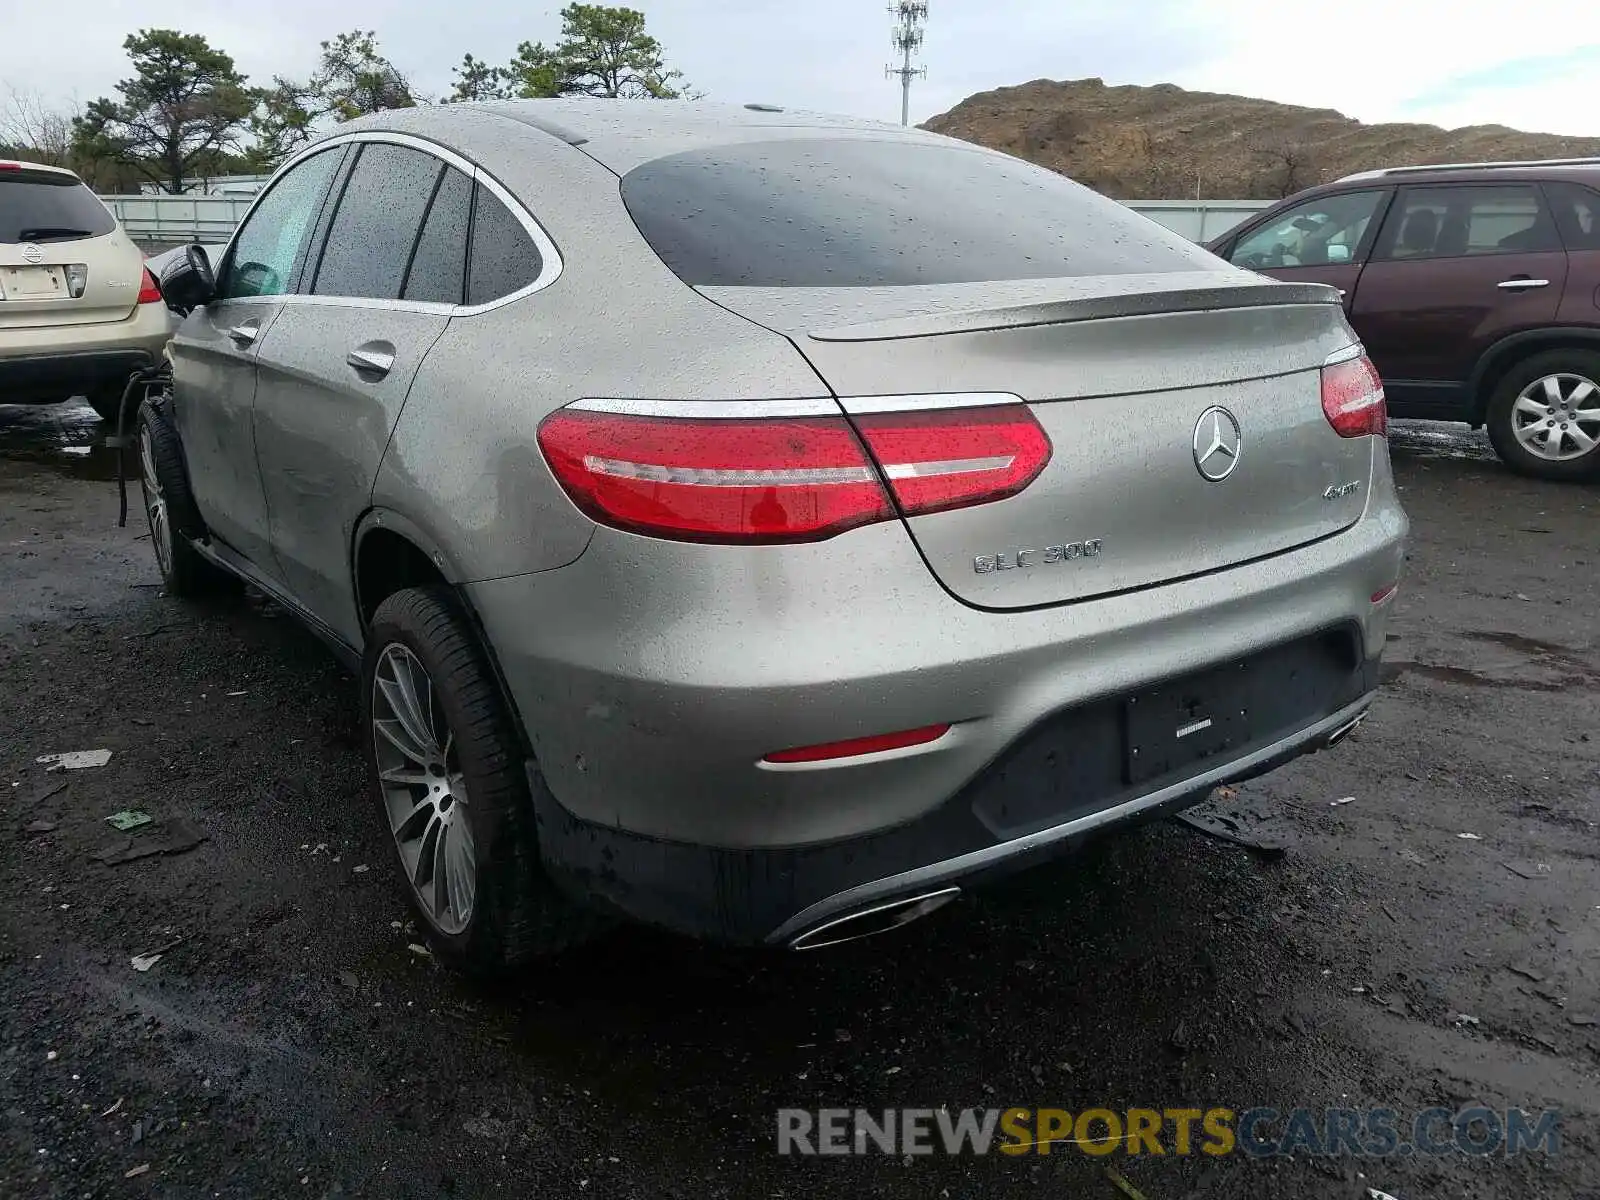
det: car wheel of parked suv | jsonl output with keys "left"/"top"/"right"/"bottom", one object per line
{"left": 136, "top": 403, "right": 238, "bottom": 597}
{"left": 361, "top": 586, "right": 600, "bottom": 974}
{"left": 1485, "top": 350, "right": 1600, "bottom": 481}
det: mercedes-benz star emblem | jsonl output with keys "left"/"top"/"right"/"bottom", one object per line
{"left": 1192, "top": 406, "right": 1242, "bottom": 482}
{"left": 21, "top": 243, "right": 43, "bottom": 264}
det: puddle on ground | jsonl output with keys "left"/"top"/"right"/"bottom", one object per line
{"left": 0, "top": 400, "right": 132, "bottom": 482}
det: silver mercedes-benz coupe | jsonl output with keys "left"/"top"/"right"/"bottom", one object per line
{"left": 143, "top": 100, "right": 1408, "bottom": 973}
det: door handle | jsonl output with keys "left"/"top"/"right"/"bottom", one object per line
{"left": 1498, "top": 278, "right": 1550, "bottom": 291}
{"left": 226, "top": 320, "right": 259, "bottom": 346}
{"left": 346, "top": 344, "right": 396, "bottom": 379}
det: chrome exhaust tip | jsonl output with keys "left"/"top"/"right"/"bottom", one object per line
{"left": 1324, "top": 710, "right": 1368, "bottom": 749}
{"left": 788, "top": 887, "right": 961, "bottom": 951}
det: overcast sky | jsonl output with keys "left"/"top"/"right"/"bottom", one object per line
{"left": 3, "top": 0, "right": 1596, "bottom": 137}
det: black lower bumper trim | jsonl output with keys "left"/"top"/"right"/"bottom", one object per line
{"left": 0, "top": 350, "right": 153, "bottom": 403}
{"left": 531, "top": 628, "right": 1381, "bottom": 946}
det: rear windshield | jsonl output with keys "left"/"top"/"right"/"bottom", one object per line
{"left": 619, "top": 138, "right": 1215, "bottom": 287}
{"left": 0, "top": 170, "right": 117, "bottom": 244}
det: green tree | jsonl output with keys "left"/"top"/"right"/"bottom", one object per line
{"left": 71, "top": 30, "right": 254, "bottom": 194}
{"left": 446, "top": 54, "right": 513, "bottom": 103}
{"left": 311, "top": 30, "right": 417, "bottom": 120}
{"left": 247, "top": 77, "right": 318, "bottom": 170}
{"left": 482, "top": 5, "right": 688, "bottom": 100}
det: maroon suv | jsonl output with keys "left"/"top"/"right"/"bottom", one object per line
{"left": 1208, "top": 158, "right": 1600, "bottom": 481}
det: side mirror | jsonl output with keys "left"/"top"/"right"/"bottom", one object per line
{"left": 158, "top": 243, "right": 216, "bottom": 315}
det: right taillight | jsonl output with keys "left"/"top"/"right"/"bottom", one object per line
{"left": 536, "top": 400, "right": 1051, "bottom": 544}
{"left": 1321, "top": 351, "right": 1387, "bottom": 438}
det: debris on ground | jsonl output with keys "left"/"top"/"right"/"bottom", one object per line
{"left": 1504, "top": 860, "right": 1553, "bottom": 880}
{"left": 104, "top": 810, "right": 152, "bottom": 832}
{"left": 1567, "top": 1014, "right": 1598, "bottom": 1027}
{"left": 1452, "top": 1013, "right": 1481, "bottom": 1026}
{"left": 90, "top": 817, "right": 205, "bottom": 866}
{"left": 130, "top": 953, "right": 162, "bottom": 973}
{"left": 100, "top": 1098, "right": 123, "bottom": 1117}
{"left": 36, "top": 749, "right": 112, "bottom": 771}
{"left": 1330, "top": 796, "right": 1356, "bottom": 806}
{"left": 1508, "top": 963, "right": 1545, "bottom": 982}
{"left": 1105, "top": 1165, "right": 1150, "bottom": 1200}
{"left": 1367, "top": 1189, "right": 1402, "bottom": 1200}
{"left": 22, "top": 819, "right": 57, "bottom": 835}
{"left": 125, "top": 1164, "right": 150, "bottom": 1179}
{"left": 1167, "top": 1018, "right": 1190, "bottom": 1054}
{"left": 407, "top": 943, "right": 433, "bottom": 959}
{"left": 1173, "top": 808, "right": 1288, "bottom": 861}
{"left": 1457, "top": 832, "right": 1483, "bottom": 841}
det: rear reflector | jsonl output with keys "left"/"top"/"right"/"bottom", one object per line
{"left": 537, "top": 402, "right": 1050, "bottom": 544}
{"left": 763, "top": 723, "right": 951, "bottom": 764}
{"left": 1322, "top": 352, "right": 1387, "bottom": 438}
{"left": 137, "top": 268, "right": 161, "bottom": 304}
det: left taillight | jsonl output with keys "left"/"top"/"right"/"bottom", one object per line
{"left": 536, "top": 401, "right": 1051, "bottom": 544}
{"left": 1322, "top": 351, "right": 1387, "bottom": 438}
{"left": 137, "top": 268, "right": 161, "bottom": 304}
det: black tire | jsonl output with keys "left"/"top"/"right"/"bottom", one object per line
{"left": 1485, "top": 349, "right": 1600, "bottom": 482}
{"left": 361, "top": 586, "right": 600, "bottom": 975}
{"left": 136, "top": 402, "right": 238, "bottom": 597}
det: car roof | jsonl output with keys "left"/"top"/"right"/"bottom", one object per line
{"left": 335, "top": 99, "right": 951, "bottom": 175}
{"left": 1331, "top": 159, "right": 1600, "bottom": 187}
{"left": 0, "top": 158, "right": 81, "bottom": 180}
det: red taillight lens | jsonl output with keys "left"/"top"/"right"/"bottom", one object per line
{"left": 537, "top": 402, "right": 1051, "bottom": 544}
{"left": 1322, "top": 353, "right": 1386, "bottom": 438}
{"left": 537, "top": 409, "right": 893, "bottom": 543}
{"left": 136, "top": 268, "right": 161, "bottom": 304}
{"left": 763, "top": 723, "right": 951, "bottom": 764}
{"left": 853, "top": 404, "right": 1052, "bottom": 517}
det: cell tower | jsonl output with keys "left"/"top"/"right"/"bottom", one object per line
{"left": 885, "top": 2, "right": 928, "bottom": 127}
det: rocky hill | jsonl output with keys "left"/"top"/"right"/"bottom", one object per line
{"left": 922, "top": 78, "right": 1600, "bottom": 200}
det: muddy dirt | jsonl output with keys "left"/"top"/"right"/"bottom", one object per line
{"left": 1, "top": 402, "right": 1597, "bottom": 1198}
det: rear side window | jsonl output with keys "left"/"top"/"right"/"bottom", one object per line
{"left": 403, "top": 166, "right": 473, "bottom": 304}
{"left": 314, "top": 143, "right": 443, "bottom": 300}
{"left": 1543, "top": 180, "right": 1600, "bottom": 251}
{"left": 1376, "top": 185, "right": 1560, "bottom": 260}
{"left": 619, "top": 138, "right": 1217, "bottom": 287}
{"left": 466, "top": 185, "right": 541, "bottom": 305}
{"left": 0, "top": 169, "right": 116, "bottom": 244}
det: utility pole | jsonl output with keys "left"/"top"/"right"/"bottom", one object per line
{"left": 885, "top": 2, "right": 928, "bottom": 127}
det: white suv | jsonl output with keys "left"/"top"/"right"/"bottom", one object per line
{"left": 0, "top": 159, "right": 171, "bottom": 421}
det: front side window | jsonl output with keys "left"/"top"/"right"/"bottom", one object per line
{"left": 1376, "top": 185, "right": 1560, "bottom": 261}
{"left": 1229, "top": 191, "right": 1386, "bottom": 270}
{"left": 0, "top": 169, "right": 117, "bottom": 244}
{"left": 218, "top": 148, "right": 344, "bottom": 300}
{"left": 620, "top": 137, "right": 1217, "bottom": 287}
{"left": 313, "top": 143, "right": 444, "bottom": 301}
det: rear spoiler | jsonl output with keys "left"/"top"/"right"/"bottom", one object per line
{"left": 809, "top": 281, "right": 1343, "bottom": 343}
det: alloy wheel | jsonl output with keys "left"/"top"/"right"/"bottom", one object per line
{"left": 1510, "top": 373, "right": 1600, "bottom": 462}
{"left": 139, "top": 425, "right": 173, "bottom": 579}
{"left": 371, "top": 643, "right": 477, "bottom": 935}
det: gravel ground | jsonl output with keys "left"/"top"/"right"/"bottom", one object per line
{"left": 1, "top": 401, "right": 1597, "bottom": 1199}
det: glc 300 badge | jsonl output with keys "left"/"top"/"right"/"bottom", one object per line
{"left": 1323, "top": 481, "right": 1361, "bottom": 499}
{"left": 974, "top": 540, "right": 1103, "bottom": 574}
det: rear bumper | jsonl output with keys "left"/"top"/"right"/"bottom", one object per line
{"left": 530, "top": 674, "right": 1378, "bottom": 946}
{"left": 0, "top": 304, "right": 169, "bottom": 401}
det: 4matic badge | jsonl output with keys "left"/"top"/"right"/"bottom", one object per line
{"left": 973, "top": 539, "right": 1103, "bottom": 574}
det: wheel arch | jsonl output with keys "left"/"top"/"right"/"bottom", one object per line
{"left": 1467, "top": 328, "right": 1600, "bottom": 424}
{"left": 351, "top": 509, "right": 535, "bottom": 756}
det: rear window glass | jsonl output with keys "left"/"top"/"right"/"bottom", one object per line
{"left": 619, "top": 138, "right": 1215, "bottom": 287}
{"left": 0, "top": 171, "right": 117, "bottom": 244}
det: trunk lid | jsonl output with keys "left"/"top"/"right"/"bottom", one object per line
{"left": 703, "top": 272, "right": 1373, "bottom": 610}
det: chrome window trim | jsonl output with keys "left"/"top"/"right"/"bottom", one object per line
{"left": 569, "top": 397, "right": 841, "bottom": 419}
{"left": 224, "top": 129, "right": 563, "bottom": 317}
{"left": 1323, "top": 343, "right": 1365, "bottom": 366}
{"left": 837, "top": 391, "right": 1025, "bottom": 414}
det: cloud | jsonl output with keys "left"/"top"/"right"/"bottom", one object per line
{"left": 0, "top": 0, "right": 1594, "bottom": 142}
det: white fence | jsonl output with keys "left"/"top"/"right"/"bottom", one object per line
{"left": 102, "top": 190, "right": 1271, "bottom": 248}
